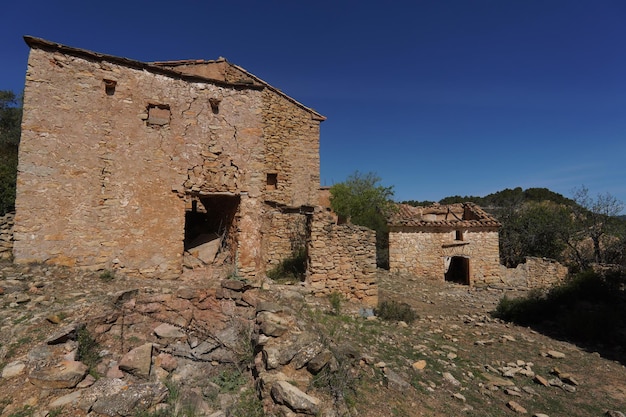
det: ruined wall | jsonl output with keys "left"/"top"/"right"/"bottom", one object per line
{"left": 500, "top": 257, "right": 568, "bottom": 289}
{"left": 389, "top": 227, "right": 501, "bottom": 286}
{"left": 0, "top": 212, "right": 14, "bottom": 260}
{"left": 307, "top": 209, "right": 377, "bottom": 306}
{"left": 261, "top": 206, "right": 309, "bottom": 272}
{"left": 14, "top": 46, "right": 265, "bottom": 278}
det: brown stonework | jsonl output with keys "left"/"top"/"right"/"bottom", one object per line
{"left": 307, "top": 208, "right": 378, "bottom": 306}
{"left": 0, "top": 212, "right": 14, "bottom": 260}
{"left": 13, "top": 37, "right": 324, "bottom": 280}
{"left": 388, "top": 203, "right": 502, "bottom": 287}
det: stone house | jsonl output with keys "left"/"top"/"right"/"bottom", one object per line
{"left": 388, "top": 203, "right": 502, "bottom": 286}
{"left": 14, "top": 37, "right": 328, "bottom": 280}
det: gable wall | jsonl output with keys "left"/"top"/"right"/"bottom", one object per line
{"left": 13, "top": 47, "right": 265, "bottom": 278}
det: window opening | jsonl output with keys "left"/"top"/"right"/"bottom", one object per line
{"left": 209, "top": 97, "right": 221, "bottom": 114}
{"left": 455, "top": 230, "right": 463, "bottom": 241}
{"left": 104, "top": 79, "right": 117, "bottom": 96}
{"left": 147, "top": 104, "right": 171, "bottom": 126}
{"left": 266, "top": 173, "right": 278, "bottom": 190}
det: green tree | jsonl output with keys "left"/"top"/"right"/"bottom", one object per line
{"left": 498, "top": 201, "right": 571, "bottom": 267}
{"left": 330, "top": 171, "right": 395, "bottom": 268}
{"left": 0, "top": 90, "right": 22, "bottom": 215}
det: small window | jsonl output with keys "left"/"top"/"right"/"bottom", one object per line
{"left": 455, "top": 230, "right": 463, "bottom": 241}
{"left": 147, "top": 104, "right": 171, "bottom": 126}
{"left": 209, "top": 98, "right": 221, "bottom": 114}
{"left": 104, "top": 79, "right": 117, "bottom": 96}
{"left": 266, "top": 173, "right": 278, "bottom": 190}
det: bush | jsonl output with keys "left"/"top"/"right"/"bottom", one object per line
{"left": 375, "top": 300, "right": 418, "bottom": 323}
{"left": 494, "top": 270, "right": 626, "bottom": 345}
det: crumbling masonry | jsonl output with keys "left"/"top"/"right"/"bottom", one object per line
{"left": 13, "top": 37, "right": 378, "bottom": 305}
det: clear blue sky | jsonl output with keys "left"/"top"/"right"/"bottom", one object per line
{"left": 2, "top": 1, "right": 626, "bottom": 210}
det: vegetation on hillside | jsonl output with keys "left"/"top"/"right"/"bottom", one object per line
{"left": 0, "top": 90, "right": 22, "bottom": 215}
{"left": 495, "top": 269, "right": 626, "bottom": 352}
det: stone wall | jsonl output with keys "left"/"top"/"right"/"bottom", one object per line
{"left": 500, "top": 257, "right": 568, "bottom": 289}
{"left": 0, "top": 212, "right": 14, "bottom": 260}
{"left": 389, "top": 227, "right": 501, "bottom": 286}
{"left": 307, "top": 209, "right": 377, "bottom": 306}
{"left": 261, "top": 89, "right": 321, "bottom": 207}
{"left": 13, "top": 40, "right": 323, "bottom": 280}
{"left": 261, "top": 206, "right": 309, "bottom": 272}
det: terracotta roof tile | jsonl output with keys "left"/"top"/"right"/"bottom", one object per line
{"left": 388, "top": 203, "right": 501, "bottom": 228}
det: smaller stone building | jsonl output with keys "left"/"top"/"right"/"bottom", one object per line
{"left": 388, "top": 203, "right": 501, "bottom": 286}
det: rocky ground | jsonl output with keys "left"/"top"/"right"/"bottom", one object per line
{"left": 0, "top": 261, "right": 624, "bottom": 417}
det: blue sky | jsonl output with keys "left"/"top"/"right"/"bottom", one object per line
{"left": 2, "top": 1, "right": 625, "bottom": 210}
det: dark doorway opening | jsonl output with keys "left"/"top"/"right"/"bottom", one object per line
{"left": 184, "top": 194, "right": 240, "bottom": 264}
{"left": 445, "top": 256, "right": 470, "bottom": 285}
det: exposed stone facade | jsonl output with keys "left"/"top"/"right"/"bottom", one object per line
{"left": 13, "top": 37, "right": 324, "bottom": 280}
{"left": 307, "top": 209, "right": 378, "bottom": 306}
{"left": 388, "top": 203, "right": 502, "bottom": 287}
{"left": 0, "top": 212, "right": 14, "bottom": 260}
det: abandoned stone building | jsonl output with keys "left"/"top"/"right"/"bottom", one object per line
{"left": 12, "top": 36, "right": 377, "bottom": 304}
{"left": 388, "top": 203, "right": 502, "bottom": 286}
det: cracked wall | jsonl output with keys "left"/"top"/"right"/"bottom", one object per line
{"left": 13, "top": 46, "right": 266, "bottom": 278}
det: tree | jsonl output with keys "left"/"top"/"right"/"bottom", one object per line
{"left": 0, "top": 91, "right": 22, "bottom": 147}
{"left": 498, "top": 201, "right": 571, "bottom": 267}
{"left": 329, "top": 171, "right": 395, "bottom": 268}
{"left": 0, "top": 90, "right": 22, "bottom": 215}
{"left": 569, "top": 186, "right": 625, "bottom": 267}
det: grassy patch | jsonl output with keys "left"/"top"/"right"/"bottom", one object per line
{"left": 229, "top": 387, "right": 265, "bottom": 417}
{"left": 76, "top": 326, "right": 101, "bottom": 378}
{"left": 210, "top": 369, "right": 246, "bottom": 393}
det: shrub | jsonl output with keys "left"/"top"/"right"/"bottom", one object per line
{"left": 494, "top": 270, "right": 626, "bottom": 345}
{"left": 328, "top": 292, "right": 344, "bottom": 315}
{"left": 375, "top": 300, "right": 418, "bottom": 323}
{"left": 77, "top": 326, "right": 100, "bottom": 378}
{"left": 267, "top": 248, "right": 307, "bottom": 282}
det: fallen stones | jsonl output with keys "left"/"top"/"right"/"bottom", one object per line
{"left": 270, "top": 380, "right": 320, "bottom": 415}
{"left": 118, "top": 343, "right": 153, "bottom": 379}
{"left": 1, "top": 360, "right": 26, "bottom": 378}
{"left": 507, "top": 400, "right": 528, "bottom": 413}
{"left": 28, "top": 359, "right": 88, "bottom": 389}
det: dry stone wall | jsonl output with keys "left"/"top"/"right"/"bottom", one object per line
{"left": 307, "top": 209, "right": 377, "bottom": 306}
{"left": 500, "top": 257, "right": 568, "bottom": 289}
{"left": 0, "top": 212, "right": 14, "bottom": 260}
{"left": 389, "top": 227, "right": 501, "bottom": 286}
{"left": 261, "top": 207, "right": 309, "bottom": 271}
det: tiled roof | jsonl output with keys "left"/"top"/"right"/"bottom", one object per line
{"left": 388, "top": 203, "right": 501, "bottom": 228}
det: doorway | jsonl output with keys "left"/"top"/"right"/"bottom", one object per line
{"left": 184, "top": 194, "right": 240, "bottom": 263}
{"left": 445, "top": 256, "right": 470, "bottom": 285}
